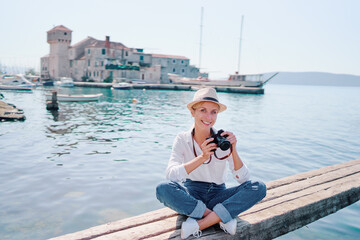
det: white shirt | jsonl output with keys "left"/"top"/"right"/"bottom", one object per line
{"left": 165, "top": 129, "right": 250, "bottom": 185}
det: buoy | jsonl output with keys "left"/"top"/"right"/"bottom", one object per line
{"left": 132, "top": 98, "right": 138, "bottom": 104}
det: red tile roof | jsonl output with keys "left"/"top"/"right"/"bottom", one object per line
{"left": 47, "top": 25, "right": 72, "bottom": 33}
{"left": 151, "top": 54, "right": 188, "bottom": 60}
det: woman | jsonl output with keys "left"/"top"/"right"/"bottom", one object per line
{"left": 156, "top": 87, "right": 266, "bottom": 239}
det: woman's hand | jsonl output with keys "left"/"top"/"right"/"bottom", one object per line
{"left": 222, "top": 131, "right": 237, "bottom": 148}
{"left": 200, "top": 138, "right": 217, "bottom": 162}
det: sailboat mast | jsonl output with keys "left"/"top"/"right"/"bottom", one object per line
{"left": 199, "top": 7, "right": 204, "bottom": 71}
{"left": 237, "top": 15, "right": 244, "bottom": 74}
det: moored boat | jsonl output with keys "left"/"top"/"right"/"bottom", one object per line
{"left": 112, "top": 82, "right": 131, "bottom": 90}
{"left": 42, "top": 79, "right": 54, "bottom": 86}
{"left": 54, "top": 77, "right": 74, "bottom": 87}
{"left": 0, "top": 74, "right": 36, "bottom": 88}
{"left": 45, "top": 93, "right": 103, "bottom": 102}
{"left": 0, "top": 85, "right": 33, "bottom": 91}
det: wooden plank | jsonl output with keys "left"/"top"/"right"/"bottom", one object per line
{"left": 93, "top": 172, "right": 360, "bottom": 239}
{"left": 50, "top": 208, "right": 178, "bottom": 240}
{"left": 50, "top": 159, "right": 360, "bottom": 240}
{"left": 205, "top": 173, "right": 360, "bottom": 240}
{"left": 266, "top": 158, "right": 360, "bottom": 189}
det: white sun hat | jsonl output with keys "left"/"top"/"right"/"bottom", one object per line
{"left": 187, "top": 87, "right": 227, "bottom": 113}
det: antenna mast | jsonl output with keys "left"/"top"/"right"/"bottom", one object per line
{"left": 199, "top": 7, "right": 204, "bottom": 70}
{"left": 237, "top": 15, "right": 244, "bottom": 73}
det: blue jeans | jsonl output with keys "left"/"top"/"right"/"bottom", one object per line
{"left": 156, "top": 179, "right": 266, "bottom": 223}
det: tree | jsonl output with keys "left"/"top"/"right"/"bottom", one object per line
{"left": 25, "top": 68, "right": 36, "bottom": 75}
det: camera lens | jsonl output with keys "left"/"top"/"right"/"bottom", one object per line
{"left": 219, "top": 139, "right": 231, "bottom": 151}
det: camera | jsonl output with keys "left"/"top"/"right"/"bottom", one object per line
{"left": 207, "top": 129, "right": 231, "bottom": 151}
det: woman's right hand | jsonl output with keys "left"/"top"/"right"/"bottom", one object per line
{"left": 200, "top": 138, "right": 217, "bottom": 162}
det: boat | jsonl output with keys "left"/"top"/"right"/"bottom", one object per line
{"left": 169, "top": 14, "right": 279, "bottom": 88}
{"left": 112, "top": 82, "right": 132, "bottom": 90}
{"left": 0, "top": 100, "right": 25, "bottom": 121}
{"left": 41, "top": 79, "right": 54, "bottom": 86}
{"left": 0, "top": 74, "right": 36, "bottom": 88}
{"left": 169, "top": 72, "right": 279, "bottom": 88}
{"left": 228, "top": 73, "right": 265, "bottom": 87}
{"left": 45, "top": 93, "right": 103, "bottom": 102}
{"left": 0, "top": 85, "right": 33, "bottom": 91}
{"left": 54, "top": 77, "right": 74, "bottom": 87}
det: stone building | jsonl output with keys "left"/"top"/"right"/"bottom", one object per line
{"left": 41, "top": 25, "right": 199, "bottom": 83}
{"left": 41, "top": 25, "right": 72, "bottom": 80}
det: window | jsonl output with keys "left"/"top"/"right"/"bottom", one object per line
{"left": 88, "top": 60, "right": 90, "bottom": 66}
{"left": 173, "top": 68, "right": 176, "bottom": 73}
{"left": 140, "top": 56, "right": 144, "bottom": 61}
{"left": 125, "top": 51, "right": 128, "bottom": 56}
{"left": 182, "top": 69, "right": 185, "bottom": 73}
{"left": 64, "top": 32, "right": 67, "bottom": 35}
{"left": 70, "top": 60, "right": 73, "bottom": 67}
{"left": 102, "top": 49, "right": 106, "bottom": 55}
{"left": 181, "top": 60, "right": 184, "bottom": 64}
{"left": 88, "top": 49, "right": 91, "bottom": 54}
{"left": 101, "top": 61, "right": 104, "bottom": 66}
{"left": 173, "top": 59, "right": 176, "bottom": 64}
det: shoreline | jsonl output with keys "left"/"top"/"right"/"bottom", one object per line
{"left": 74, "top": 82, "right": 265, "bottom": 94}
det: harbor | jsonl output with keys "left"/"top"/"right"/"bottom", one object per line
{"left": 0, "top": 84, "right": 359, "bottom": 240}
{"left": 1, "top": 1, "right": 360, "bottom": 239}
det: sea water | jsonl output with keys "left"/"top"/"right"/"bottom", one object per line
{"left": 0, "top": 84, "right": 359, "bottom": 239}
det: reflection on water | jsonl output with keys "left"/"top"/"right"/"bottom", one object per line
{"left": 0, "top": 86, "right": 360, "bottom": 240}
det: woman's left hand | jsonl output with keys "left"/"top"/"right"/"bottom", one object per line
{"left": 221, "top": 131, "right": 237, "bottom": 148}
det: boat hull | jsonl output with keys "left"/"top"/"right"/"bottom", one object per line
{"left": 45, "top": 93, "right": 103, "bottom": 102}
{"left": 0, "top": 85, "right": 32, "bottom": 91}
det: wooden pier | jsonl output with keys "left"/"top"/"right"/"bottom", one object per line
{"left": 50, "top": 159, "right": 360, "bottom": 240}
{"left": 73, "top": 82, "right": 265, "bottom": 94}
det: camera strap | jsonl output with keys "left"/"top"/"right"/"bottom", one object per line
{"left": 192, "top": 128, "right": 212, "bottom": 164}
{"left": 213, "top": 145, "right": 233, "bottom": 160}
{"left": 191, "top": 128, "right": 232, "bottom": 163}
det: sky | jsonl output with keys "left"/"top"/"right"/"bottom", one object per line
{"left": 0, "top": 0, "right": 359, "bottom": 79}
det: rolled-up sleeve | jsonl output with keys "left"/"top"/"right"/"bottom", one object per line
{"left": 165, "top": 135, "right": 189, "bottom": 182}
{"left": 232, "top": 164, "right": 250, "bottom": 184}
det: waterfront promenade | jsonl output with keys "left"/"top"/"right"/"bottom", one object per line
{"left": 74, "top": 82, "right": 265, "bottom": 94}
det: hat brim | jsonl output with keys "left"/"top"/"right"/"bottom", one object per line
{"left": 187, "top": 100, "right": 227, "bottom": 113}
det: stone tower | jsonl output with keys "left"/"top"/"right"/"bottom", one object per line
{"left": 47, "top": 25, "right": 72, "bottom": 79}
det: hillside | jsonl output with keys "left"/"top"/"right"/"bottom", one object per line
{"left": 265, "top": 72, "right": 360, "bottom": 86}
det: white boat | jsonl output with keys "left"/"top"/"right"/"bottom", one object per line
{"left": 0, "top": 85, "right": 32, "bottom": 91}
{"left": 45, "top": 93, "right": 103, "bottom": 102}
{"left": 112, "top": 82, "right": 131, "bottom": 90}
{"left": 169, "top": 72, "right": 279, "bottom": 88}
{"left": 228, "top": 72, "right": 264, "bottom": 87}
{"left": 0, "top": 74, "right": 36, "bottom": 88}
{"left": 54, "top": 77, "right": 74, "bottom": 87}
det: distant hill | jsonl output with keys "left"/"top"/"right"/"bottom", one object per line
{"left": 265, "top": 72, "right": 360, "bottom": 86}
